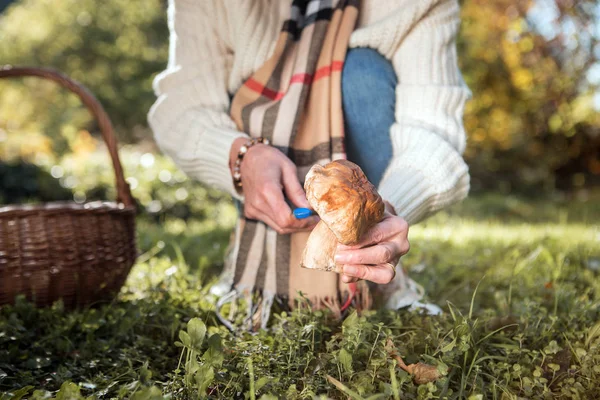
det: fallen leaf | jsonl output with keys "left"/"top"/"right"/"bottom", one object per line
{"left": 385, "top": 338, "right": 444, "bottom": 384}
{"left": 403, "top": 362, "right": 443, "bottom": 384}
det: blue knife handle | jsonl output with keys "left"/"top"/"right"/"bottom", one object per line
{"left": 293, "top": 208, "right": 314, "bottom": 219}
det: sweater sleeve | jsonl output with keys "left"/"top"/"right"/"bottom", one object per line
{"left": 349, "top": 0, "right": 471, "bottom": 224}
{"left": 148, "top": 0, "right": 248, "bottom": 200}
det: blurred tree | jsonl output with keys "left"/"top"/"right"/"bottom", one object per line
{"left": 0, "top": 0, "right": 168, "bottom": 153}
{"left": 459, "top": 0, "right": 600, "bottom": 192}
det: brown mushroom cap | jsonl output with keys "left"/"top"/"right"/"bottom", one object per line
{"left": 304, "top": 159, "right": 385, "bottom": 245}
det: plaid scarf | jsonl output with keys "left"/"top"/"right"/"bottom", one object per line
{"left": 214, "top": 0, "right": 361, "bottom": 330}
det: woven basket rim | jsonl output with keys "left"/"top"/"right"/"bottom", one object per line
{"left": 0, "top": 200, "right": 136, "bottom": 215}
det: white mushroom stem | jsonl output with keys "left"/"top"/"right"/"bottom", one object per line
{"left": 300, "top": 220, "right": 341, "bottom": 273}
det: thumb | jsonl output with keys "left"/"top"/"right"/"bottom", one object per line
{"left": 281, "top": 163, "right": 309, "bottom": 208}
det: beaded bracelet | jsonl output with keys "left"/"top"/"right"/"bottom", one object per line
{"left": 232, "top": 137, "right": 270, "bottom": 188}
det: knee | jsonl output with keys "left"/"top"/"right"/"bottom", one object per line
{"left": 344, "top": 48, "right": 390, "bottom": 74}
{"left": 342, "top": 48, "right": 397, "bottom": 106}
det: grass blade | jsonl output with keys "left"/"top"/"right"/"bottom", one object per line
{"left": 326, "top": 375, "right": 364, "bottom": 400}
{"left": 469, "top": 275, "right": 486, "bottom": 320}
{"left": 390, "top": 362, "right": 400, "bottom": 400}
{"left": 248, "top": 358, "right": 256, "bottom": 400}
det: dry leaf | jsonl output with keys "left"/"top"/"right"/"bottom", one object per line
{"left": 385, "top": 337, "right": 444, "bottom": 384}
{"left": 404, "top": 362, "right": 443, "bottom": 384}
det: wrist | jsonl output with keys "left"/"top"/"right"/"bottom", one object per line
{"left": 230, "top": 137, "right": 271, "bottom": 189}
{"left": 229, "top": 137, "right": 249, "bottom": 173}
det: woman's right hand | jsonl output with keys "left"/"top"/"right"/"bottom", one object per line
{"left": 230, "top": 138, "right": 320, "bottom": 234}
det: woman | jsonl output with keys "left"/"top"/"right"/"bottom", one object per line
{"left": 148, "top": 0, "right": 470, "bottom": 329}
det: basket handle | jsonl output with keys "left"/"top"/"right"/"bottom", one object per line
{"left": 0, "top": 65, "right": 134, "bottom": 207}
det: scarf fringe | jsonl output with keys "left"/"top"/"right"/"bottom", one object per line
{"left": 215, "top": 282, "right": 373, "bottom": 332}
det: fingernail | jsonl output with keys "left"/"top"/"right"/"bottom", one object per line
{"left": 334, "top": 252, "right": 348, "bottom": 263}
{"left": 342, "top": 275, "right": 351, "bottom": 283}
{"left": 343, "top": 265, "right": 358, "bottom": 276}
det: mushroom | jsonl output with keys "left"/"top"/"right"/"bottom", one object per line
{"left": 300, "top": 160, "right": 385, "bottom": 272}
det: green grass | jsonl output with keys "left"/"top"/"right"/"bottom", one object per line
{"left": 1, "top": 193, "right": 599, "bottom": 399}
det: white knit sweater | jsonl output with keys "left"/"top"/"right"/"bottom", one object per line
{"left": 148, "top": 0, "right": 471, "bottom": 224}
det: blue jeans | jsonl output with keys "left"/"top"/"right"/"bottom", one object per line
{"left": 342, "top": 48, "right": 396, "bottom": 187}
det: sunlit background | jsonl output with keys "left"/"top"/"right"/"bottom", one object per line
{"left": 1, "top": 0, "right": 599, "bottom": 209}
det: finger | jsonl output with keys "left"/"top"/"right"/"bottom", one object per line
{"left": 341, "top": 273, "right": 360, "bottom": 283}
{"left": 245, "top": 199, "right": 294, "bottom": 234}
{"left": 342, "top": 263, "right": 396, "bottom": 285}
{"left": 335, "top": 242, "right": 400, "bottom": 265}
{"left": 258, "top": 214, "right": 318, "bottom": 234}
{"left": 262, "top": 183, "right": 293, "bottom": 214}
{"left": 337, "top": 223, "right": 389, "bottom": 250}
{"left": 245, "top": 206, "right": 287, "bottom": 234}
{"left": 279, "top": 214, "right": 320, "bottom": 232}
{"left": 262, "top": 185, "right": 319, "bottom": 231}
{"left": 338, "top": 216, "right": 408, "bottom": 250}
{"left": 281, "top": 163, "right": 310, "bottom": 208}
{"left": 291, "top": 215, "right": 320, "bottom": 230}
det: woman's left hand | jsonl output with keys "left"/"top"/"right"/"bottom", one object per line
{"left": 334, "top": 203, "right": 409, "bottom": 284}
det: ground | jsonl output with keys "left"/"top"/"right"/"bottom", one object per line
{"left": 1, "top": 193, "right": 599, "bottom": 399}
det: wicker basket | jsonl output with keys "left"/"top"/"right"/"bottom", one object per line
{"left": 0, "top": 66, "right": 137, "bottom": 308}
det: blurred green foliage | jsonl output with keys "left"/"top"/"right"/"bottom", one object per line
{"left": 31, "top": 145, "right": 239, "bottom": 223}
{"left": 0, "top": 0, "right": 599, "bottom": 194}
{"left": 0, "top": 0, "right": 168, "bottom": 147}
